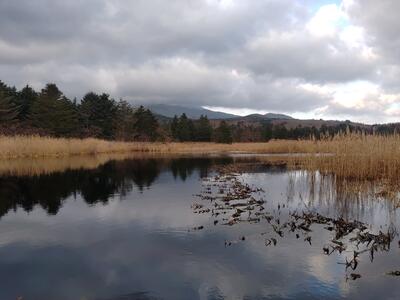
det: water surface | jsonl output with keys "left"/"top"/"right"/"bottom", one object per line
{"left": 0, "top": 156, "right": 399, "bottom": 300}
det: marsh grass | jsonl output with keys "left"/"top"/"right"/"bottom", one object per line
{"left": 0, "top": 135, "right": 318, "bottom": 159}
{"left": 296, "top": 133, "right": 400, "bottom": 182}
{"left": 2, "top": 134, "right": 400, "bottom": 183}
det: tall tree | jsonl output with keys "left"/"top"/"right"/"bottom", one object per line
{"left": 30, "top": 83, "right": 79, "bottom": 136}
{"left": 196, "top": 115, "right": 212, "bottom": 141}
{"left": 170, "top": 115, "right": 179, "bottom": 140}
{"left": 16, "top": 85, "right": 38, "bottom": 121}
{"left": 115, "top": 100, "right": 135, "bottom": 141}
{"left": 133, "top": 106, "right": 159, "bottom": 141}
{"left": 176, "top": 113, "right": 194, "bottom": 142}
{"left": 214, "top": 121, "right": 232, "bottom": 144}
{"left": 0, "top": 89, "right": 19, "bottom": 125}
{"left": 262, "top": 122, "right": 273, "bottom": 141}
{"left": 80, "top": 92, "right": 117, "bottom": 139}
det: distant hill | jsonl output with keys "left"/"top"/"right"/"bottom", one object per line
{"left": 146, "top": 104, "right": 368, "bottom": 131}
{"left": 146, "top": 104, "right": 239, "bottom": 119}
{"left": 146, "top": 104, "right": 295, "bottom": 121}
{"left": 235, "top": 113, "right": 293, "bottom": 121}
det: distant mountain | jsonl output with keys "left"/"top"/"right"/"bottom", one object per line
{"left": 264, "top": 113, "right": 293, "bottom": 120}
{"left": 146, "top": 104, "right": 239, "bottom": 119}
{"left": 237, "top": 113, "right": 293, "bottom": 121}
{"left": 146, "top": 104, "right": 295, "bottom": 121}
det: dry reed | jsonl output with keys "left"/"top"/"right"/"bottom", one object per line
{"left": 297, "top": 133, "right": 400, "bottom": 182}
{"left": 2, "top": 134, "right": 400, "bottom": 182}
{"left": 0, "top": 135, "right": 318, "bottom": 159}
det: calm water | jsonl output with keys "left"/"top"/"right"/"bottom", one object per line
{"left": 0, "top": 156, "right": 399, "bottom": 300}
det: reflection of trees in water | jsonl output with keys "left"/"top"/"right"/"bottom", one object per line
{"left": 170, "top": 157, "right": 231, "bottom": 181}
{"left": 0, "top": 157, "right": 232, "bottom": 217}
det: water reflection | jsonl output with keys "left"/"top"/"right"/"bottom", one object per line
{"left": 0, "top": 156, "right": 399, "bottom": 300}
{"left": 0, "top": 157, "right": 232, "bottom": 217}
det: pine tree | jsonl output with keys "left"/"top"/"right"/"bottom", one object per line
{"left": 0, "top": 89, "right": 19, "bottom": 125}
{"left": 16, "top": 85, "right": 38, "bottom": 121}
{"left": 80, "top": 92, "right": 117, "bottom": 139}
{"left": 176, "top": 113, "right": 194, "bottom": 141}
{"left": 133, "top": 106, "right": 159, "bottom": 141}
{"left": 30, "top": 83, "right": 79, "bottom": 136}
{"left": 115, "top": 100, "right": 135, "bottom": 140}
{"left": 170, "top": 115, "right": 179, "bottom": 140}
{"left": 262, "top": 122, "right": 273, "bottom": 141}
{"left": 214, "top": 121, "right": 233, "bottom": 143}
{"left": 196, "top": 115, "right": 212, "bottom": 141}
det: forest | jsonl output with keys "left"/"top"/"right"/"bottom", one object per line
{"left": 0, "top": 80, "right": 398, "bottom": 143}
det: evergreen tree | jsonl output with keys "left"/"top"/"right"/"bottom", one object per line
{"left": 0, "top": 89, "right": 19, "bottom": 125}
{"left": 30, "top": 83, "right": 79, "bottom": 136}
{"left": 115, "top": 100, "right": 135, "bottom": 140}
{"left": 214, "top": 121, "right": 232, "bottom": 143}
{"left": 170, "top": 115, "right": 179, "bottom": 140}
{"left": 262, "top": 122, "right": 273, "bottom": 141}
{"left": 176, "top": 113, "right": 194, "bottom": 141}
{"left": 133, "top": 106, "right": 159, "bottom": 141}
{"left": 16, "top": 85, "right": 38, "bottom": 121}
{"left": 0, "top": 80, "right": 17, "bottom": 98}
{"left": 196, "top": 115, "right": 212, "bottom": 141}
{"left": 80, "top": 92, "right": 117, "bottom": 139}
{"left": 30, "top": 83, "right": 63, "bottom": 134}
{"left": 55, "top": 97, "right": 80, "bottom": 136}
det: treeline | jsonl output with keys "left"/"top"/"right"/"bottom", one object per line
{"left": 0, "top": 80, "right": 396, "bottom": 143}
{"left": 0, "top": 80, "right": 234, "bottom": 142}
{"left": 0, "top": 81, "right": 158, "bottom": 141}
{"left": 170, "top": 114, "right": 232, "bottom": 143}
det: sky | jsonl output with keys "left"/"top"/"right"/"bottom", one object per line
{"left": 0, "top": 0, "right": 399, "bottom": 124}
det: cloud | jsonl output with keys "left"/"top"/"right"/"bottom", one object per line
{"left": 0, "top": 0, "right": 399, "bottom": 122}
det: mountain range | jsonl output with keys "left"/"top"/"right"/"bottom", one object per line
{"left": 145, "top": 104, "right": 371, "bottom": 130}
{"left": 146, "top": 104, "right": 293, "bottom": 120}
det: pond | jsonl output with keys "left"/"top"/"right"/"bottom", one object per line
{"left": 0, "top": 155, "right": 399, "bottom": 300}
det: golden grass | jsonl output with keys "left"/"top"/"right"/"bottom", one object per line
{"left": 0, "top": 135, "right": 319, "bottom": 159}
{"left": 0, "top": 153, "right": 137, "bottom": 176}
{"left": 296, "top": 133, "right": 400, "bottom": 182}
{"left": 2, "top": 134, "right": 400, "bottom": 182}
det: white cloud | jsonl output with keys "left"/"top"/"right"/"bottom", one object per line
{"left": 307, "top": 4, "right": 345, "bottom": 37}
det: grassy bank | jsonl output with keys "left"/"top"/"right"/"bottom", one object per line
{"left": 2, "top": 134, "right": 400, "bottom": 182}
{"left": 0, "top": 135, "right": 318, "bottom": 159}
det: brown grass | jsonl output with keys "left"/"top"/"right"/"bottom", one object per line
{"left": 0, "top": 135, "right": 319, "bottom": 159}
{"left": 296, "top": 133, "right": 400, "bottom": 182}
{"left": 2, "top": 134, "right": 400, "bottom": 182}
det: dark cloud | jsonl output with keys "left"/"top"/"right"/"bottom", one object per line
{"left": 0, "top": 0, "right": 398, "bottom": 120}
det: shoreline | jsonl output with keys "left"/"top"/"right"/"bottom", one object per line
{"left": 0, "top": 135, "right": 318, "bottom": 160}
{"left": 3, "top": 134, "right": 400, "bottom": 183}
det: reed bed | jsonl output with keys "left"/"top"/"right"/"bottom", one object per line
{"left": 2, "top": 134, "right": 400, "bottom": 182}
{"left": 0, "top": 135, "right": 318, "bottom": 159}
{"left": 297, "top": 133, "right": 400, "bottom": 182}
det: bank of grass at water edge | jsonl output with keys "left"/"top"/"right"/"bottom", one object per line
{"left": 0, "top": 135, "right": 319, "bottom": 159}
{"left": 2, "top": 134, "right": 400, "bottom": 183}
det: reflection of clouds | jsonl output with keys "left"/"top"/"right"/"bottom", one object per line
{"left": 0, "top": 164, "right": 400, "bottom": 299}
{"left": 308, "top": 255, "right": 336, "bottom": 284}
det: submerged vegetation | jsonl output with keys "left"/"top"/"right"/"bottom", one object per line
{"left": 192, "top": 163, "right": 399, "bottom": 280}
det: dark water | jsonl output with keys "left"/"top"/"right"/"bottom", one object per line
{"left": 0, "top": 156, "right": 399, "bottom": 300}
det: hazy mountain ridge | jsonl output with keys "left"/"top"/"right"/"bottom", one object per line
{"left": 148, "top": 104, "right": 373, "bottom": 130}
{"left": 146, "top": 104, "right": 238, "bottom": 119}
{"left": 146, "top": 104, "right": 293, "bottom": 120}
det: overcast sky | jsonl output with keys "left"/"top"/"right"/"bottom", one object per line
{"left": 0, "top": 0, "right": 399, "bottom": 123}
